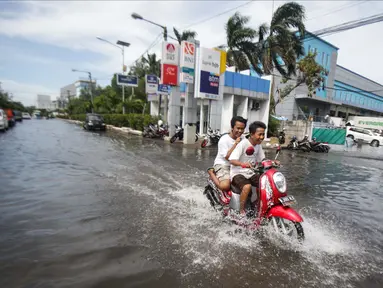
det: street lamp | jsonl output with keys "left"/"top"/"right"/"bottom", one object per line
{"left": 72, "top": 68, "right": 94, "bottom": 113}
{"left": 131, "top": 13, "right": 167, "bottom": 41}
{"left": 96, "top": 36, "right": 131, "bottom": 114}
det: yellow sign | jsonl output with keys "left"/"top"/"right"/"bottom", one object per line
{"left": 213, "top": 48, "right": 227, "bottom": 75}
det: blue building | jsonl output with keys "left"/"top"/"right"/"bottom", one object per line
{"left": 276, "top": 31, "right": 383, "bottom": 121}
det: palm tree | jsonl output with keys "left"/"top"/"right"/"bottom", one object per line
{"left": 220, "top": 12, "right": 257, "bottom": 72}
{"left": 142, "top": 53, "right": 161, "bottom": 76}
{"left": 173, "top": 27, "right": 197, "bottom": 44}
{"left": 247, "top": 2, "right": 306, "bottom": 77}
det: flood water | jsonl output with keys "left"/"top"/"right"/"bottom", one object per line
{"left": 0, "top": 119, "right": 382, "bottom": 288}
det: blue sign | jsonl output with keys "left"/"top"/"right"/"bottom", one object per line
{"left": 158, "top": 84, "right": 170, "bottom": 95}
{"left": 146, "top": 75, "right": 158, "bottom": 84}
{"left": 117, "top": 74, "right": 138, "bottom": 87}
{"left": 199, "top": 70, "right": 220, "bottom": 99}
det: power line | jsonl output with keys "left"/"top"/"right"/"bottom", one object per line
{"left": 306, "top": 1, "right": 369, "bottom": 22}
{"left": 181, "top": 0, "right": 255, "bottom": 30}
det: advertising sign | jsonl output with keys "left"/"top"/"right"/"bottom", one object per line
{"left": 214, "top": 48, "right": 227, "bottom": 75}
{"left": 161, "top": 42, "right": 180, "bottom": 65}
{"left": 158, "top": 84, "right": 170, "bottom": 95}
{"left": 180, "top": 41, "right": 196, "bottom": 83}
{"left": 161, "top": 64, "right": 178, "bottom": 86}
{"left": 200, "top": 47, "right": 221, "bottom": 74}
{"left": 117, "top": 74, "right": 138, "bottom": 87}
{"left": 198, "top": 48, "right": 221, "bottom": 99}
{"left": 199, "top": 70, "right": 220, "bottom": 100}
{"left": 145, "top": 74, "right": 158, "bottom": 94}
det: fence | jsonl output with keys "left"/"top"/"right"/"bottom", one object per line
{"left": 312, "top": 128, "right": 346, "bottom": 145}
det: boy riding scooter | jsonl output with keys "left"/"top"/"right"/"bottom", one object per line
{"left": 229, "top": 121, "right": 280, "bottom": 217}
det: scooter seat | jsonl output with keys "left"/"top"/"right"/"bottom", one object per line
{"left": 231, "top": 185, "right": 242, "bottom": 195}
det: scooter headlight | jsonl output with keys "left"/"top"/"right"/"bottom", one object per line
{"left": 272, "top": 172, "right": 286, "bottom": 193}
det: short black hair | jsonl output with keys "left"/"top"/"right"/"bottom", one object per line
{"left": 249, "top": 121, "right": 266, "bottom": 134}
{"left": 230, "top": 116, "right": 247, "bottom": 128}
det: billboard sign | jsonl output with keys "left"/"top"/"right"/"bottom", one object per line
{"left": 161, "top": 64, "right": 178, "bottom": 86}
{"left": 200, "top": 47, "right": 221, "bottom": 74}
{"left": 198, "top": 48, "right": 221, "bottom": 99}
{"left": 117, "top": 74, "right": 138, "bottom": 87}
{"left": 180, "top": 41, "right": 196, "bottom": 83}
{"left": 161, "top": 42, "right": 180, "bottom": 65}
{"left": 145, "top": 74, "right": 158, "bottom": 94}
{"left": 199, "top": 70, "right": 220, "bottom": 100}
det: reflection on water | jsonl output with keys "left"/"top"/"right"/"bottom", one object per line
{"left": 0, "top": 120, "right": 382, "bottom": 287}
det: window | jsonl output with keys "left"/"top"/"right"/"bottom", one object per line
{"left": 326, "top": 54, "right": 329, "bottom": 67}
{"left": 308, "top": 45, "right": 311, "bottom": 54}
{"left": 322, "top": 52, "right": 325, "bottom": 65}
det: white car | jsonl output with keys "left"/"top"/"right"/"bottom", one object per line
{"left": 0, "top": 109, "right": 9, "bottom": 131}
{"left": 346, "top": 126, "right": 383, "bottom": 147}
{"left": 22, "top": 112, "right": 31, "bottom": 119}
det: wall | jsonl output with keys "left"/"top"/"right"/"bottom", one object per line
{"left": 312, "top": 128, "right": 346, "bottom": 145}
{"left": 280, "top": 120, "right": 313, "bottom": 142}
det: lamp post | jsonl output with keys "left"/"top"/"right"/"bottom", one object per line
{"left": 72, "top": 69, "right": 94, "bottom": 113}
{"left": 96, "top": 37, "right": 130, "bottom": 114}
{"left": 131, "top": 12, "right": 175, "bottom": 122}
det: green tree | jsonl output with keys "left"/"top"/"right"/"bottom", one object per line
{"left": 247, "top": 2, "right": 306, "bottom": 77}
{"left": 270, "top": 52, "right": 325, "bottom": 114}
{"left": 173, "top": 28, "right": 197, "bottom": 44}
{"left": 220, "top": 12, "right": 256, "bottom": 72}
{"left": 142, "top": 53, "right": 161, "bottom": 76}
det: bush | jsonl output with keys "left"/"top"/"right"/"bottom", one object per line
{"left": 57, "top": 113, "right": 159, "bottom": 131}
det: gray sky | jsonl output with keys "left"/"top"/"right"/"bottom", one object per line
{"left": 0, "top": 0, "right": 382, "bottom": 105}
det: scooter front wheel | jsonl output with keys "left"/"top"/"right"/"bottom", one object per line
{"left": 201, "top": 139, "right": 208, "bottom": 148}
{"left": 170, "top": 135, "right": 177, "bottom": 143}
{"left": 269, "top": 217, "right": 304, "bottom": 241}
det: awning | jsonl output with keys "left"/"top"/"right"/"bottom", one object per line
{"left": 271, "top": 115, "right": 289, "bottom": 121}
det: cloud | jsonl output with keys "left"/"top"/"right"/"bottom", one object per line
{"left": 0, "top": 79, "right": 58, "bottom": 106}
{"left": 0, "top": 0, "right": 383, "bottom": 105}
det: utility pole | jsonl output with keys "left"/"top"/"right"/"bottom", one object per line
{"left": 88, "top": 72, "right": 94, "bottom": 113}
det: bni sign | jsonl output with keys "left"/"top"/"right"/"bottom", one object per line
{"left": 180, "top": 41, "right": 195, "bottom": 83}
{"left": 117, "top": 74, "right": 138, "bottom": 87}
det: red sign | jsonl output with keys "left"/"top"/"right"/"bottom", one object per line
{"left": 166, "top": 43, "right": 176, "bottom": 53}
{"left": 161, "top": 64, "right": 178, "bottom": 86}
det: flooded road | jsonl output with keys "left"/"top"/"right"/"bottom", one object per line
{"left": 0, "top": 119, "right": 382, "bottom": 288}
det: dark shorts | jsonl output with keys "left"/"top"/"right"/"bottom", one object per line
{"left": 232, "top": 174, "right": 259, "bottom": 193}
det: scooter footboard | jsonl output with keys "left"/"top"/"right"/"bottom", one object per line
{"left": 266, "top": 205, "right": 303, "bottom": 223}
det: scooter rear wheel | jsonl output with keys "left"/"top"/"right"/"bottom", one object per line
{"left": 269, "top": 217, "right": 304, "bottom": 242}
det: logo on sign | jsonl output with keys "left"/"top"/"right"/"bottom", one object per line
{"left": 166, "top": 43, "right": 175, "bottom": 53}
{"left": 167, "top": 66, "right": 176, "bottom": 76}
{"left": 184, "top": 42, "right": 195, "bottom": 55}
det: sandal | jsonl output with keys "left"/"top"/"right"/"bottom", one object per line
{"left": 206, "top": 167, "right": 214, "bottom": 173}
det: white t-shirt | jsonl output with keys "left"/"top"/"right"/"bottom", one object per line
{"left": 228, "top": 139, "right": 265, "bottom": 180}
{"left": 214, "top": 134, "right": 245, "bottom": 166}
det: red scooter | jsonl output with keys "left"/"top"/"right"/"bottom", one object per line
{"left": 204, "top": 147, "right": 304, "bottom": 241}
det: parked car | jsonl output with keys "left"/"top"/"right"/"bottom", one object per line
{"left": 83, "top": 113, "right": 106, "bottom": 131}
{"left": 13, "top": 110, "right": 23, "bottom": 122}
{"left": 0, "top": 109, "right": 9, "bottom": 132}
{"left": 346, "top": 126, "right": 383, "bottom": 147}
{"left": 3, "top": 108, "right": 16, "bottom": 128}
{"left": 22, "top": 112, "right": 32, "bottom": 119}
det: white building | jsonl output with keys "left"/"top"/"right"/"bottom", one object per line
{"left": 36, "top": 94, "right": 53, "bottom": 110}
{"left": 149, "top": 70, "right": 271, "bottom": 136}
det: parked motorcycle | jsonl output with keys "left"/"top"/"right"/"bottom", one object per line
{"left": 201, "top": 127, "right": 221, "bottom": 148}
{"left": 278, "top": 129, "right": 286, "bottom": 145}
{"left": 170, "top": 125, "right": 198, "bottom": 143}
{"left": 143, "top": 121, "right": 169, "bottom": 139}
{"left": 203, "top": 147, "right": 304, "bottom": 241}
{"left": 309, "top": 138, "right": 330, "bottom": 153}
{"left": 287, "top": 136, "right": 311, "bottom": 152}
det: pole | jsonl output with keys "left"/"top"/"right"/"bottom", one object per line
{"left": 88, "top": 72, "right": 93, "bottom": 113}
{"left": 200, "top": 99, "right": 204, "bottom": 135}
{"left": 122, "top": 46, "right": 125, "bottom": 114}
{"left": 163, "top": 27, "right": 168, "bottom": 124}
